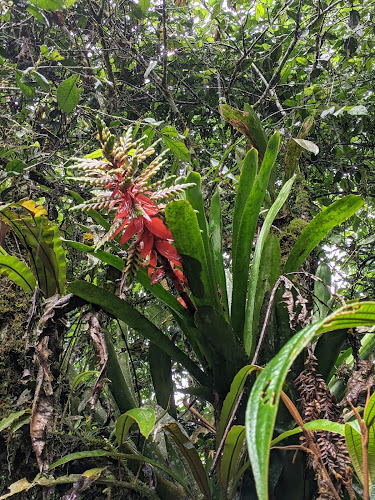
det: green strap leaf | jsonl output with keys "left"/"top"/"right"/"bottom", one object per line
{"left": 246, "top": 301, "right": 375, "bottom": 500}
{"left": 165, "top": 200, "right": 211, "bottom": 307}
{"left": 185, "top": 172, "right": 221, "bottom": 310}
{"left": 0, "top": 253, "right": 36, "bottom": 293}
{"left": 104, "top": 330, "right": 137, "bottom": 413}
{"left": 67, "top": 281, "right": 209, "bottom": 387}
{"left": 244, "top": 175, "right": 295, "bottom": 355}
{"left": 232, "top": 132, "right": 280, "bottom": 338}
{"left": 271, "top": 419, "right": 345, "bottom": 447}
{"left": 232, "top": 149, "right": 258, "bottom": 253}
{"left": 149, "top": 343, "right": 176, "bottom": 418}
{"left": 217, "top": 365, "right": 257, "bottom": 445}
{"left": 116, "top": 408, "right": 156, "bottom": 444}
{"left": 313, "top": 262, "right": 331, "bottom": 320}
{"left": 48, "top": 449, "right": 193, "bottom": 496}
{"left": 0, "top": 410, "right": 31, "bottom": 433}
{"left": 221, "top": 425, "right": 246, "bottom": 491}
{"left": 209, "top": 188, "right": 229, "bottom": 318}
{"left": 283, "top": 195, "right": 363, "bottom": 274}
{"left": 165, "top": 422, "right": 211, "bottom": 500}
{"left": 249, "top": 234, "right": 280, "bottom": 359}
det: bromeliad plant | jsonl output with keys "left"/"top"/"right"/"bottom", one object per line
{"left": 61, "top": 111, "right": 370, "bottom": 499}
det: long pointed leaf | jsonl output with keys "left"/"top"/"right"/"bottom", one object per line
{"left": 249, "top": 235, "right": 280, "bottom": 359}
{"left": 232, "top": 149, "right": 257, "bottom": 253}
{"left": 185, "top": 172, "right": 221, "bottom": 310}
{"left": 48, "top": 449, "right": 193, "bottom": 497}
{"left": 67, "top": 281, "right": 209, "bottom": 387}
{"left": 271, "top": 419, "right": 345, "bottom": 447}
{"left": 104, "top": 330, "right": 137, "bottom": 413}
{"left": 221, "top": 425, "right": 246, "bottom": 491}
{"left": 244, "top": 176, "right": 295, "bottom": 355}
{"left": 209, "top": 188, "right": 229, "bottom": 318}
{"left": 217, "top": 365, "right": 257, "bottom": 445}
{"left": 165, "top": 200, "right": 210, "bottom": 307}
{"left": 165, "top": 422, "right": 211, "bottom": 500}
{"left": 149, "top": 343, "right": 176, "bottom": 417}
{"left": 232, "top": 132, "right": 280, "bottom": 338}
{"left": 246, "top": 301, "right": 375, "bottom": 500}
{"left": 283, "top": 195, "right": 363, "bottom": 274}
{"left": 0, "top": 253, "right": 36, "bottom": 293}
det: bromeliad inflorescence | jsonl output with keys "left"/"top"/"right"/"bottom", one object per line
{"left": 71, "top": 117, "right": 193, "bottom": 291}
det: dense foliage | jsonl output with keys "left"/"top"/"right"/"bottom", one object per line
{"left": 1, "top": 0, "right": 375, "bottom": 499}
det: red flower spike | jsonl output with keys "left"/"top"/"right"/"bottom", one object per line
{"left": 115, "top": 192, "right": 132, "bottom": 219}
{"left": 150, "top": 268, "right": 166, "bottom": 284}
{"left": 155, "top": 239, "right": 181, "bottom": 261}
{"left": 145, "top": 217, "right": 173, "bottom": 240}
{"left": 136, "top": 193, "right": 159, "bottom": 216}
{"left": 139, "top": 230, "right": 154, "bottom": 258}
{"left": 148, "top": 250, "right": 157, "bottom": 275}
{"left": 120, "top": 217, "right": 144, "bottom": 245}
{"left": 173, "top": 268, "right": 186, "bottom": 283}
{"left": 177, "top": 297, "right": 188, "bottom": 309}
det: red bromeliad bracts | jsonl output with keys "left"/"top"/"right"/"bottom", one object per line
{"left": 71, "top": 118, "right": 192, "bottom": 291}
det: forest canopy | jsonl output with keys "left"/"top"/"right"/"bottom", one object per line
{"left": 1, "top": 0, "right": 375, "bottom": 499}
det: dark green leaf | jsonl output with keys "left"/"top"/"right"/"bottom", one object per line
{"left": 209, "top": 188, "right": 229, "bottom": 317}
{"left": 349, "top": 10, "right": 360, "bottom": 28}
{"left": 36, "top": 0, "right": 64, "bottom": 10}
{"left": 221, "top": 425, "right": 246, "bottom": 491}
{"left": 57, "top": 76, "right": 80, "bottom": 114}
{"left": 163, "top": 136, "right": 190, "bottom": 162}
{"left": 185, "top": 172, "right": 220, "bottom": 310}
{"left": 26, "top": 5, "right": 48, "bottom": 24}
{"left": 165, "top": 422, "right": 211, "bottom": 500}
{"left": 15, "top": 71, "right": 35, "bottom": 98}
{"left": 67, "top": 281, "right": 209, "bottom": 386}
{"left": 283, "top": 195, "right": 363, "bottom": 274}
{"left": 217, "top": 365, "right": 257, "bottom": 444}
{"left": 232, "top": 149, "right": 257, "bottom": 254}
{"left": 149, "top": 343, "right": 176, "bottom": 417}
